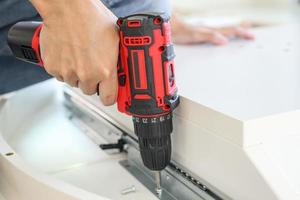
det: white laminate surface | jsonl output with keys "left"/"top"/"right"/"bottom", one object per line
{"left": 175, "top": 23, "right": 300, "bottom": 120}
{"left": 0, "top": 81, "right": 158, "bottom": 200}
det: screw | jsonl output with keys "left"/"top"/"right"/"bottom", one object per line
{"left": 5, "top": 152, "right": 14, "bottom": 156}
{"left": 121, "top": 185, "right": 136, "bottom": 195}
{"left": 123, "top": 144, "right": 129, "bottom": 151}
{"left": 155, "top": 187, "right": 162, "bottom": 197}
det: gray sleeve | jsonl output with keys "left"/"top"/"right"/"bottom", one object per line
{"left": 0, "top": 0, "right": 38, "bottom": 28}
{"left": 101, "top": 0, "right": 172, "bottom": 17}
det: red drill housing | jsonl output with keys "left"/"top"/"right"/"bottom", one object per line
{"left": 117, "top": 13, "right": 179, "bottom": 117}
{"left": 117, "top": 13, "right": 179, "bottom": 170}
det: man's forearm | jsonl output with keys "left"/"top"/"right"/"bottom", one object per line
{"left": 29, "top": 0, "right": 67, "bottom": 20}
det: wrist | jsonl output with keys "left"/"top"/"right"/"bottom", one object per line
{"left": 29, "top": 0, "right": 68, "bottom": 20}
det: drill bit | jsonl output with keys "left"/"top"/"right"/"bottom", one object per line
{"left": 154, "top": 171, "right": 162, "bottom": 196}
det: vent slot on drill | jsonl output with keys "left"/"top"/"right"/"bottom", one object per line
{"left": 21, "top": 46, "right": 38, "bottom": 62}
{"left": 128, "top": 20, "right": 141, "bottom": 27}
{"left": 124, "top": 36, "right": 151, "bottom": 46}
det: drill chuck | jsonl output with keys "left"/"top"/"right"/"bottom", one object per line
{"left": 133, "top": 113, "right": 173, "bottom": 170}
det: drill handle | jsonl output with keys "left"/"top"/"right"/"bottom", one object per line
{"left": 8, "top": 21, "right": 43, "bottom": 66}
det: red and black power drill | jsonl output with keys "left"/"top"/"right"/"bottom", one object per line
{"left": 7, "top": 13, "right": 179, "bottom": 190}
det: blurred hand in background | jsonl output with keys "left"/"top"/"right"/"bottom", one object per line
{"left": 171, "top": 13, "right": 255, "bottom": 45}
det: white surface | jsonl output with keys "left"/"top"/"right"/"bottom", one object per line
{"left": 0, "top": 81, "right": 108, "bottom": 200}
{"left": 172, "top": 22, "right": 300, "bottom": 199}
{"left": 0, "top": 81, "right": 158, "bottom": 200}
{"left": 176, "top": 23, "right": 300, "bottom": 120}
{"left": 54, "top": 160, "right": 157, "bottom": 200}
{"left": 8, "top": 100, "right": 112, "bottom": 174}
{"left": 171, "top": 0, "right": 296, "bottom": 10}
{"left": 262, "top": 134, "right": 300, "bottom": 196}
{"left": 173, "top": 23, "right": 300, "bottom": 199}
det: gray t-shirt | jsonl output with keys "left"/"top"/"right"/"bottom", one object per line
{"left": 0, "top": 0, "right": 171, "bottom": 94}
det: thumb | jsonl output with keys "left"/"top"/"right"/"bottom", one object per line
{"left": 98, "top": 70, "right": 118, "bottom": 106}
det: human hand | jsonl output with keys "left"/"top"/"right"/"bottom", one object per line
{"left": 171, "top": 13, "right": 255, "bottom": 45}
{"left": 30, "top": 0, "right": 119, "bottom": 105}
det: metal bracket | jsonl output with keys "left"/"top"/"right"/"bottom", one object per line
{"left": 120, "top": 135, "right": 228, "bottom": 200}
{"left": 62, "top": 88, "right": 230, "bottom": 200}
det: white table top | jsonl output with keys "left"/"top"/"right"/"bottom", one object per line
{"left": 175, "top": 23, "right": 300, "bottom": 120}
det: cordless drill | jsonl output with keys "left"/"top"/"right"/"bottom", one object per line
{"left": 7, "top": 13, "right": 180, "bottom": 191}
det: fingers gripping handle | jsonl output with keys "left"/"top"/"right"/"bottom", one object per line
{"left": 8, "top": 21, "right": 43, "bottom": 66}
{"left": 7, "top": 21, "right": 102, "bottom": 96}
